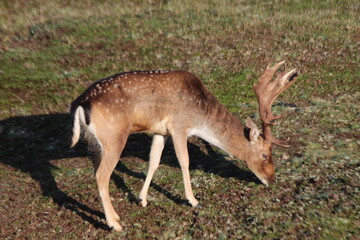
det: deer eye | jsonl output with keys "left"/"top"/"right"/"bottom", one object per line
{"left": 262, "top": 154, "right": 268, "bottom": 160}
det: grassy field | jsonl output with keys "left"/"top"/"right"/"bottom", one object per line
{"left": 0, "top": 0, "right": 359, "bottom": 239}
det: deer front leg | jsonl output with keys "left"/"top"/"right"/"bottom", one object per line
{"left": 95, "top": 134, "right": 128, "bottom": 232}
{"left": 172, "top": 132, "right": 199, "bottom": 207}
{"left": 139, "top": 134, "right": 168, "bottom": 207}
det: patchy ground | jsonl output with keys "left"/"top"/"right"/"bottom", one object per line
{"left": 0, "top": 0, "right": 359, "bottom": 239}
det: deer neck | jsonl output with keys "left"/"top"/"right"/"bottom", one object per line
{"left": 189, "top": 98, "right": 250, "bottom": 161}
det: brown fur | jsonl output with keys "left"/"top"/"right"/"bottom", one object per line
{"left": 70, "top": 63, "right": 298, "bottom": 231}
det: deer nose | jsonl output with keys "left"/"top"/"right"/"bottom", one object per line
{"left": 267, "top": 174, "right": 276, "bottom": 184}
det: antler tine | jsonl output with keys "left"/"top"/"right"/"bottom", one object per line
{"left": 258, "top": 60, "right": 286, "bottom": 85}
{"left": 254, "top": 61, "right": 298, "bottom": 147}
{"left": 267, "top": 68, "right": 298, "bottom": 111}
{"left": 273, "top": 68, "right": 298, "bottom": 90}
{"left": 263, "top": 126, "right": 290, "bottom": 148}
{"left": 265, "top": 60, "right": 286, "bottom": 72}
{"left": 271, "top": 60, "right": 286, "bottom": 71}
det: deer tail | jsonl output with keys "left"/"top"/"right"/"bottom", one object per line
{"left": 70, "top": 106, "right": 86, "bottom": 148}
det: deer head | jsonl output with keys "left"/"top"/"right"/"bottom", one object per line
{"left": 243, "top": 61, "right": 298, "bottom": 185}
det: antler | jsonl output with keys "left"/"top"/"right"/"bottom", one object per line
{"left": 254, "top": 60, "right": 298, "bottom": 147}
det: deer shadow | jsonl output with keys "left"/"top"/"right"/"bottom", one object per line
{"left": 116, "top": 133, "right": 260, "bottom": 205}
{"left": 0, "top": 113, "right": 259, "bottom": 230}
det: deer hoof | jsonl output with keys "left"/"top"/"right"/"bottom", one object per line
{"left": 139, "top": 198, "right": 148, "bottom": 207}
{"left": 189, "top": 198, "right": 199, "bottom": 207}
{"left": 110, "top": 222, "right": 123, "bottom": 232}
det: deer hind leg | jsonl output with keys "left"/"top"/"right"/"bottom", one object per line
{"left": 95, "top": 132, "right": 128, "bottom": 232}
{"left": 139, "top": 134, "right": 168, "bottom": 207}
{"left": 172, "top": 132, "right": 199, "bottom": 207}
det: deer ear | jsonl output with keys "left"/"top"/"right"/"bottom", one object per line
{"left": 246, "top": 117, "right": 260, "bottom": 143}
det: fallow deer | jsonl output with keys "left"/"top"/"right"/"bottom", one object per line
{"left": 70, "top": 60, "right": 298, "bottom": 231}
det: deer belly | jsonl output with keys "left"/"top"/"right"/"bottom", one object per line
{"left": 131, "top": 116, "right": 170, "bottom": 135}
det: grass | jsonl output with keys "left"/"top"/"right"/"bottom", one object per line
{"left": 0, "top": 0, "right": 359, "bottom": 239}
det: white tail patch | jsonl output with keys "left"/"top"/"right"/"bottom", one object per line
{"left": 70, "top": 106, "right": 103, "bottom": 153}
{"left": 70, "top": 106, "right": 86, "bottom": 148}
{"left": 87, "top": 122, "right": 103, "bottom": 152}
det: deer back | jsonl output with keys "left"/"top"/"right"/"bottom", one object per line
{"left": 70, "top": 70, "right": 221, "bottom": 135}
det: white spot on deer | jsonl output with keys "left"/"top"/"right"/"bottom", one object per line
{"left": 106, "top": 108, "right": 110, "bottom": 113}
{"left": 114, "top": 84, "right": 118, "bottom": 88}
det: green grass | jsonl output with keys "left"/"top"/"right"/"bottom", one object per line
{"left": 0, "top": 0, "right": 359, "bottom": 239}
